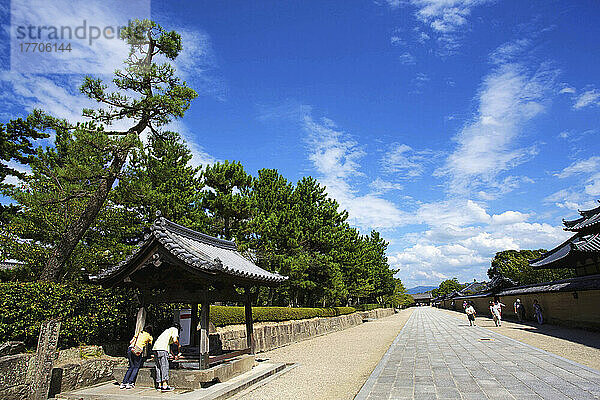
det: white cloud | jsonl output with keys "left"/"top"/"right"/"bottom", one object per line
{"left": 381, "top": 143, "right": 432, "bottom": 178}
{"left": 491, "top": 210, "right": 529, "bottom": 225}
{"left": 555, "top": 156, "right": 600, "bottom": 178}
{"left": 300, "top": 110, "right": 409, "bottom": 229}
{"left": 387, "top": 0, "right": 492, "bottom": 54}
{"left": 436, "top": 60, "right": 556, "bottom": 197}
{"left": 390, "top": 204, "right": 571, "bottom": 286}
{"left": 573, "top": 89, "right": 600, "bottom": 109}
{"left": 489, "top": 39, "right": 530, "bottom": 65}
{"left": 398, "top": 52, "right": 417, "bottom": 64}
{"left": 370, "top": 177, "right": 404, "bottom": 193}
{"left": 559, "top": 86, "right": 576, "bottom": 94}
{"left": 415, "top": 199, "right": 491, "bottom": 227}
{"left": 9, "top": 0, "right": 147, "bottom": 74}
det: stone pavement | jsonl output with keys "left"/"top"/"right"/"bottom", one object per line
{"left": 355, "top": 307, "right": 600, "bottom": 400}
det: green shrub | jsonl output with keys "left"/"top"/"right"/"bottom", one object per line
{"left": 0, "top": 282, "right": 133, "bottom": 349}
{"left": 0, "top": 282, "right": 357, "bottom": 348}
{"left": 354, "top": 304, "right": 384, "bottom": 311}
{"left": 210, "top": 306, "right": 356, "bottom": 326}
{"left": 0, "top": 282, "right": 177, "bottom": 349}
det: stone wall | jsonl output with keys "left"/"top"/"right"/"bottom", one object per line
{"left": 0, "top": 353, "right": 33, "bottom": 400}
{"left": 1, "top": 309, "right": 395, "bottom": 399}
{"left": 0, "top": 346, "right": 126, "bottom": 400}
{"left": 440, "top": 290, "right": 600, "bottom": 330}
{"left": 215, "top": 308, "right": 395, "bottom": 353}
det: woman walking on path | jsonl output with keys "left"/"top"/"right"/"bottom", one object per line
{"left": 465, "top": 302, "right": 477, "bottom": 326}
{"left": 121, "top": 325, "right": 153, "bottom": 389}
{"left": 493, "top": 300, "right": 505, "bottom": 327}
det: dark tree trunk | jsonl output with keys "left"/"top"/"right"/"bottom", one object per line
{"left": 40, "top": 149, "right": 128, "bottom": 282}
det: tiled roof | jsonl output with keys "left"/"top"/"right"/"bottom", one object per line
{"left": 92, "top": 217, "right": 287, "bottom": 285}
{"left": 530, "top": 233, "right": 600, "bottom": 269}
{"left": 563, "top": 202, "right": 600, "bottom": 231}
{"left": 496, "top": 274, "right": 600, "bottom": 296}
{"left": 572, "top": 233, "right": 600, "bottom": 252}
{"left": 411, "top": 292, "right": 433, "bottom": 300}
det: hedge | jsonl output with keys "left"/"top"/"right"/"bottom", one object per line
{"left": 210, "top": 306, "right": 356, "bottom": 326}
{"left": 354, "top": 304, "right": 385, "bottom": 311}
{"left": 0, "top": 282, "right": 357, "bottom": 349}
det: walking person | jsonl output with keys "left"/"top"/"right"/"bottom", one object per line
{"left": 493, "top": 300, "right": 505, "bottom": 327}
{"left": 465, "top": 302, "right": 477, "bottom": 326}
{"left": 489, "top": 300, "right": 499, "bottom": 326}
{"left": 152, "top": 323, "right": 182, "bottom": 392}
{"left": 533, "top": 299, "right": 543, "bottom": 324}
{"left": 514, "top": 299, "right": 525, "bottom": 322}
{"left": 120, "top": 325, "right": 153, "bottom": 389}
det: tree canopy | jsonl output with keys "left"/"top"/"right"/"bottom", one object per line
{"left": 488, "top": 249, "right": 575, "bottom": 285}
{"left": 0, "top": 20, "right": 407, "bottom": 308}
{"left": 431, "top": 278, "right": 465, "bottom": 298}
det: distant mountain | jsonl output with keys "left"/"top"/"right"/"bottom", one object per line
{"left": 406, "top": 286, "right": 437, "bottom": 294}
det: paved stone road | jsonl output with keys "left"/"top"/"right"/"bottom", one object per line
{"left": 355, "top": 307, "right": 600, "bottom": 400}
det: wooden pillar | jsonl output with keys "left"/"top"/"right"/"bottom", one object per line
{"left": 199, "top": 301, "right": 210, "bottom": 369}
{"left": 134, "top": 306, "right": 146, "bottom": 335}
{"left": 244, "top": 292, "right": 255, "bottom": 354}
{"left": 190, "top": 303, "right": 199, "bottom": 347}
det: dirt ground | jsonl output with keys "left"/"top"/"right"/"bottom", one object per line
{"left": 231, "top": 308, "right": 414, "bottom": 400}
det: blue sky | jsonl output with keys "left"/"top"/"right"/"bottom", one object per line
{"left": 1, "top": 0, "right": 599, "bottom": 287}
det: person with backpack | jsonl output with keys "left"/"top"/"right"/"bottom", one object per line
{"left": 120, "top": 325, "right": 153, "bottom": 389}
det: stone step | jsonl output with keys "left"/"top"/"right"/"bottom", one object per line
{"left": 54, "top": 361, "right": 288, "bottom": 400}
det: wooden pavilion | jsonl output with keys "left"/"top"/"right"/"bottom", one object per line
{"left": 530, "top": 201, "right": 600, "bottom": 276}
{"left": 90, "top": 214, "right": 287, "bottom": 369}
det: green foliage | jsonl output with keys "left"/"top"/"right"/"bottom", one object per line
{"left": 431, "top": 278, "right": 465, "bottom": 298}
{"left": 248, "top": 170, "right": 399, "bottom": 307}
{"left": 201, "top": 161, "right": 253, "bottom": 241}
{"left": 209, "top": 305, "right": 356, "bottom": 326}
{"left": 114, "top": 130, "right": 207, "bottom": 232}
{"left": 489, "top": 249, "right": 575, "bottom": 285}
{"left": 354, "top": 304, "right": 383, "bottom": 311}
{"left": 0, "top": 111, "right": 50, "bottom": 182}
{"left": 0, "top": 282, "right": 134, "bottom": 349}
{"left": 0, "top": 126, "right": 141, "bottom": 279}
{"left": 0, "top": 281, "right": 359, "bottom": 348}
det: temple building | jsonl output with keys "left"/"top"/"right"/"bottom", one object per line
{"left": 530, "top": 201, "right": 600, "bottom": 276}
{"left": 91, "top": 214, "right": 287, "bottom": 375}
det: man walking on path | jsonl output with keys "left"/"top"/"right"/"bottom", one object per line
{"left": 152, "top": 323, "right": 182, "bottom": 392}
{"left": 514, "top": 298, "right": 525, "bottom": 322}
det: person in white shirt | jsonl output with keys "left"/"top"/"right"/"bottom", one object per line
{"left": 492, "top": 300, "right": 505, "bottom": 327}
{"left": 465, "top": 303, "right": 477, "bottom": 326}
{"left": 152, "top": 323, "right": 181, "bottom": 392}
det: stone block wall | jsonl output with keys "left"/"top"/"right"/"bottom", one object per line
{"left": 0, "top": 353, "right": 33, "bottom": 400}
{"left": 0, "top": 346, "right": 126, "bottom": 400}
{"left": 0, "top": 309, "right": 395, "bottom": 399}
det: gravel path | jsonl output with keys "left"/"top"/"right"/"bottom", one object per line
{"left": 439, "top": 308, "right": 600, "bottom": 371}
{"left": 231, "top": 309, "right": 414, "bottom": 400}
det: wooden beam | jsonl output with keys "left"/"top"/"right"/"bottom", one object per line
{"left": 141, "top": 288, "right": 246, "bottom": 304}
{"left": 200, "top": 301, "right": 210, "bottom": 369}
{"left": 244, "top": 292, "right": 255, "bottom": 354}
